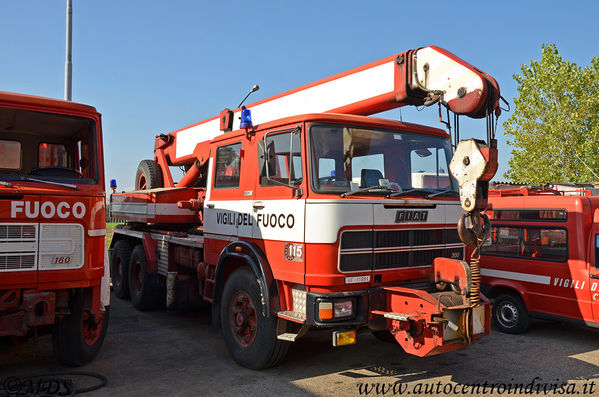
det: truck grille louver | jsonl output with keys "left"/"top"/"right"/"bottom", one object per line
{"left": 339, "top": 229, "right": 464, "bottom": 272}
{"left": 0, "top": 255, "right": 35, "bottom": 270}
{"left": 0, "top": 224, "right": 38, "bottom": 271}
{"left": 0, "top": 225, "right": 36, "bottom": 240}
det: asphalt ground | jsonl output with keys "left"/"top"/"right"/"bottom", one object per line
{"left": 2, "top": 293, "right": 599, "bottom": 397}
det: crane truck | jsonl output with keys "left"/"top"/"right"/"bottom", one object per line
{"left": 109, "top": 45, "right": 502, "bottom": 369}
{"left": 0, "top": 92, "right": 109, "bottom": 365}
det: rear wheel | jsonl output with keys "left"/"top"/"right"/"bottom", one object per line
{"left": 128, "top": 245, "right": 163, "bottom": 311}
{"left": 492, "top": 294, "right": 529, "bottom": 334}
{"left": 53, "top": 290, "right": 109, "bottom": 366}
{"left": 110, "top": 239, "right": 132, "bottom": 299}
{"left": 135, "top": 159, "right": 163, "bottom": 190}
{"left": 220, "top": 268, "right": 289, "bottom": 369}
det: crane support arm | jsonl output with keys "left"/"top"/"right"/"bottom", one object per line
{"left": 158, "top": 45, "right": 500, "bottom": 166}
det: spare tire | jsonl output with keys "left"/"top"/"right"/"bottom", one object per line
{"left": 135, "top": 160, "right": 163, "bottom": 190}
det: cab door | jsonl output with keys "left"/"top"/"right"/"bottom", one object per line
{"left": 252, "top": 125, "right": 306, "bottom": 283}
{"left": 203, "top": 136, "right": 255, "bottom": 263}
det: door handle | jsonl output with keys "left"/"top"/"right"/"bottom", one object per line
{"left": 206, "top": 203, "right": 215, "bottom": 209}
{"left": 591, "top": 274, "right": 599, "bottom": 279}
{"left": 253, "top": 202, "right": 265, "bottom": 211}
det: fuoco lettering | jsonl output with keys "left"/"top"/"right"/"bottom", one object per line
{"left": 11, "top": 201, "right": 86, "bottom": 219}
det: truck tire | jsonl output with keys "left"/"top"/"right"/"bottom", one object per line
{"left": 492, "top": 294, "right": 529, "bottom": 334}
{"left": 135, "top": 159, "right": 163, "bottom": 190}
{"left": 220, "top": 268, "right": 289, "bottom": 369}
{"left": 53, "top": 289, "right": 109, "bottom": 366}
{"left": 110, "top": 239, "right": 132, "bottom": 299}
{"left": 128, "top": 244, "right": 163, "bottom": 311}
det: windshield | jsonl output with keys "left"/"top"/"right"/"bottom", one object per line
{"left": 0, "top": 107, "right": 99, "bottom": 185}
{"left": 309, "top": 124, "right": 457, "bottom": 195}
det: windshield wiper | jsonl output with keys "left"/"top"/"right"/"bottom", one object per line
{"left": 425, "top": 189, "right": 459, "bottom": 199}
{"left": 341, "top": 186, "right": 393, "bottom": 197}
{"left": 23, "top": 177, "right": 78, "bottom": 190}
{"left": 386, "top": 188, "right": 433, "bottom": 198}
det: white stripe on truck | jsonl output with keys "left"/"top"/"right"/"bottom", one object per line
{"left": 481, "top": 268, "right": 551, "bottom": 285}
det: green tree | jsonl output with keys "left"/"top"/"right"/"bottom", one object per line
{"left": 504, "top": 44, "right": 599, "bottom": 183}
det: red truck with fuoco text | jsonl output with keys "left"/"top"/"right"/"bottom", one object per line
{"left": 109, "top": 46, "right": 503, "bottom": 369}
{"left": 0, "top": 92, "right": 109, "bottom": 365}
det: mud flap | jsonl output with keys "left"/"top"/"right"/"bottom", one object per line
{"left": 101, "top": 247, "right": 111, "bottom": 310}
{"left": 372, "top": 287, "right": 490, "bottom": 357}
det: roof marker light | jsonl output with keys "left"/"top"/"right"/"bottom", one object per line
{"left": 240, "top": 106, "right": 253, "bottom": 129}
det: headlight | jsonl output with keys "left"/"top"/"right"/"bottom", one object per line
{"left": 334, "top": 300, "right": 353, "bottom": 318}
{"left": 317, "top": 298, "right": 356, "bottom": 321}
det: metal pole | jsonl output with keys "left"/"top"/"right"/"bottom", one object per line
{"left": 64, "top": 0, "right": 72, "bottom": 101}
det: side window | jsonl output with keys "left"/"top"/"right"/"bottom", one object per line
{"left": 596, "top": 235, "right": 599, "bottom": 269}
{"left": 482, "top": 226, "right": 568, "bottom": 261}
{"left": 521, "top": 228, "right": 567, "bottom": 260}
{"left": 483, "top": 226, "right": 521, "bottom": 256}
{"left": 38, "top": 143, "right": 68, "bottom": 167}
{"left": 214, "top": 142, "right": 242, "bottom": 188}
{"left": 0, "top": 140, "right": 21, "bottom": 169}
{"left": 259, "top": 130, "right": 302, "bottom": 186}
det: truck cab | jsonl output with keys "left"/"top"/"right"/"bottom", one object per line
{"left": 0, "top": 92, "right": 109, "bottom": 365}
{"left": 205, "top": 113, "right": 462, "bottom": 290}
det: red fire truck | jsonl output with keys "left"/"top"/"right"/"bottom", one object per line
{"left": 480, "top": 185, "right": 599, "bottom": 333}
{"left": 110, "top": 46, "right": 502, "bottom": 369}
{"left": 0, "top": 92, "right": 109, "bottom": 365}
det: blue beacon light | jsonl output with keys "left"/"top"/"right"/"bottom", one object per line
{"left": 240, "top": 106, "right": 253, "bottom": 129}
{"left": 110, "top": 179, "right": 117, "bottom": 191}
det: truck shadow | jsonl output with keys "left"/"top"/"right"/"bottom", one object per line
{"left": 275, "top": 318, "right": 599, "bottom": 391}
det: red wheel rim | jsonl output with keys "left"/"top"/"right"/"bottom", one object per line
{"left": 138, "top": 174, "right": 147, "bottom": 190}
{"left": 132, "top": 259, "right": 142, "bottom": 297}
{"left": 229, "top": 291, "right": 257, "bottom": 347}
{"left": 82, "top": 311, "right": 105, "bottom": 346}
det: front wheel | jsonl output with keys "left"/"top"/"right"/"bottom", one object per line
{"left": 220, "top": 268, "right": 289, "bottom": 369}
{"left": 492, "top": 294, "right": 529, "bottom": 334}
{"left": 53, "top": 290, "right": 109, "bottom": 366}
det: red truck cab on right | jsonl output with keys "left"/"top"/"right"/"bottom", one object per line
{"left": 480, "top": 186, "right": 599, "bottom": 333}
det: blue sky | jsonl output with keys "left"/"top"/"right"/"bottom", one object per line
{"left": 1, "top": 1, "right": 598, "bottom": 191}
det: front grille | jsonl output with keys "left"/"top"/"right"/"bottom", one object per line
{"left": 341, "top": 231, "right": 373, "bottom": 249}
{"left": 340, "top": 253, "right": 373, "bottom": 272}
{"left": 0, "top": 225, "right": 36, "bottom": 240}
{"left": 0, "top": 223, "right": 38, "bottom": 271}
{"left": 339, "top": 229, "right": 464, "bottom": 272}
{"left": 374, "top": 251, "right": 411, "bottom": 269}
{"left": 38, "top": 224, "right": 84, "bottom": 270}
{"left": 376, "top": 230, "right": 411, "bottom": 247}
{"left": 0, "top": 255, "right": 35, "bottom": 270}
